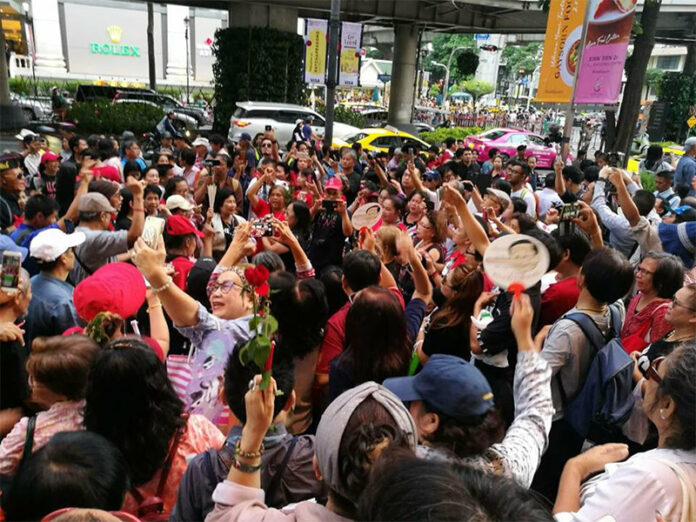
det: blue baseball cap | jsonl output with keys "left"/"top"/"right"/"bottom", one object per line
{"left": 383, "top": 354, "right": 494, "bottom": 420}
{"left": 239, "top": 132, "right": 252, "bottom": 141}
{"left": 0, "top": 235, "right": 28, "bottom": 262}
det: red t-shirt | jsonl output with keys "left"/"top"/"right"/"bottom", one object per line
{"left": 293, "top": 189, "right": 313, "bottom": 207}
{"left": 169, "top": 256, "right": 195, "bottom": 291}
{"left": 539, "top": 276, "right": 580, "bottom": 327}
{"left": 252, "top": 199, "right": 286, "bottom": 221}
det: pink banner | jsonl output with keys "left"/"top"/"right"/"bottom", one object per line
{"left": 574, "top": 0, "right": 637, "bottom": 104}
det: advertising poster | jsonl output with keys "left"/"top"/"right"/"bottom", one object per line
{"left": 574, "top": 0, "right": 637, "bottom": 104}
{"left": 339, "top": 22, "right": 362, "bottom": 87}
{"left": 536, "top": 0, "right": 587, "bottom": 103}
{"left": 304, "top": 18, "right": 328, "bottom": 84}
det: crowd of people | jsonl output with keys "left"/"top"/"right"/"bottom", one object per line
{"left": 0, "top": 121, "right": 694, "bottom": 522}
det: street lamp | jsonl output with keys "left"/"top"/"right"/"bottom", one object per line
{"left": 22, "top": 2, "right": 37, "bottom": 97}
{"left": 184, "top": 16, "right": 190, "bottom": 105}
{"left": 431, "top": 61, "right": 447, "bottom": 106}
{"left": 442, "top": 45, "right": 471, "bottom": 107}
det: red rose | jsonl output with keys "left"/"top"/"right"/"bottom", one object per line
{"left": 256, "top": 282, "right": 269, "bottom": 298}
{"left": 244, "top": 265, "right": 270, "bottom": 287}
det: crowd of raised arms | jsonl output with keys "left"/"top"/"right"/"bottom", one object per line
{"left": 0, "top": 126, "right": 694, "bottom": 522}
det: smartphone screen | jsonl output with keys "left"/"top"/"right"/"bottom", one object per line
{"left": 1, "top": 251, "right": 21, "bottom": 294}
{"left": 142, "top": 216, "right": 165, "bottom": 249}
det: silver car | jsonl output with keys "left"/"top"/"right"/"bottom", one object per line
{"left": 228, "top": 101, "right": 359, "bottom": 148}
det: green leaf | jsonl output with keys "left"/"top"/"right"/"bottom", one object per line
{"left": 252, "top": 336, "right": 272, "bottom": 370}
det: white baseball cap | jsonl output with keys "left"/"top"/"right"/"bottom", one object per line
{"left": 165, "top": 195, "right": 194, "bottom": 211}
{"left": 486, "top": 188, "right": 512, "bottom": 209}
{"left": 30, "top": 229, "right": 86, "bottom": 262}
{"left": 191, "top": 136, "right": 210, "bottom": 148}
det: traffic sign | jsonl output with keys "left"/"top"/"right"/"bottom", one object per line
{"left": 688, "top": 116, "right": 696, "bottom": 128}
{"left": 377, "top": 74, "right": 391, "bottom": 83}
{"left": 475, "top": 34, "right": 490, "bottom": 40}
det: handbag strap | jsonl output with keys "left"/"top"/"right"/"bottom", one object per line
{"left": 20, "top": 415, "right": 37, "bottom": 465}
{"left": 648, "top": 456, "right": 696, "bottom": 522}
{"left": 265, "top": 437, "right": 298, "bottom": 504}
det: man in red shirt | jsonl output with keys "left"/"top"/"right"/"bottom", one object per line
{"left": 539, "top": 228, "right": 592, "bottom": 326}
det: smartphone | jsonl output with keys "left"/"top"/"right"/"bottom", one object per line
{"left": 322, "top": 200, "right": 337, "bottom": 213}
{"left": 559, "top": 202, "right": 580, "bottom": 221}
{"left": 142, "top": 216, "right": 165, "bottom": 249}
{"left": 203, "top": 159, "right": 221, "bottom": 167}
{"left": 1, "top": 251, "right": 21, "bottom": 294}
{"left": 252, "top": 218, "right": 274, "bottom": 237}
{"left": 265, "top": 125, "right": 272, "bottom": 132}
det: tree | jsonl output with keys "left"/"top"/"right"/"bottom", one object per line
{"left": 425, "top": 34, "right": 477, "bottom": 85}
{"left": 613, "top": 0, "right": 662, "bottom": 156}
{"left": 501, "top": 43, "right": 540, "bottom": 80}
{"left": 462, "top": 79, "right": 495, "bottom": 106}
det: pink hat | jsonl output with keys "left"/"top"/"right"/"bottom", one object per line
{"left": 74, "top": 262, "right": 146, "bottom": 321}
{"left": 40, "top": 151, "right": 61, "bottom": 165}
{"left": 92, "top": 165, "right": 122, "bottom": 184}
{"left": 325, "top": 177, "right": 343, "bottom": 191}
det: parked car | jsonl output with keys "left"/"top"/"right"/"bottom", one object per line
{"left": 112, "top": 99, "right": 198, "bottom": 132}
{"left": 113, "top": 90, "right": 211, "bottom": 128}
{"left": 228, "top": 101, "right": 360, "bottom": 148}
{"left": 361, "top": 110, "right": 434, "bottom": 134}
{"left": 10, "top": 92, "right": 52, "bottom": 121}
{"left": 464, "top": 127, "right": 559, "bottom": 168}
{"left": 341, "top": 128, "right": 430, "bottom": 153}
{"left": 74, "top": 84, "right": 151, "bottom": 103}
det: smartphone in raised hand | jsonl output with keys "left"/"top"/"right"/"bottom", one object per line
{"left": 1, "top": 251, "right": 21, "bottom": 295}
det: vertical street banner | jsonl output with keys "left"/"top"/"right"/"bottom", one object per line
{"left": 535, "top": 0, "right": 587, "bottom": 103}
{"left": 304, "top": 18, "right": 328, "bottom": 84}
{"left": 574, "top": 0, "right": 637, "bottom": 104}
{"left": 338, "top": 22, "right": 362, "bottom": 87}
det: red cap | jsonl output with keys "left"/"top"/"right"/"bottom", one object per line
{"left": 40, "top": 151, "right": 61, "bottom": 165}
{"left": 325, "top": 177, "right": 343, "bottom": 191}
{"left": 92, "top": 165, "right": 122, "bottom": 184}
{"left": 166, "top": 215, "right": 204, "bottom": 238}
{"left": 73, "top": 262, "right": 146, "bottom": 321}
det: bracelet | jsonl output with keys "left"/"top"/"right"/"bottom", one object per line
{"left": 234, "top": 439, "right": 264, "bottom": 459}
{"left": 151, "top": 276, "right": 173, "bottom": 294}
{"left": 132, "top": 207, "right": 145, "bottom": 212}
{"left": 231, "top": 457, "right": 262, "bottom": 473}
{"left": 146, "top": 303, "right": 162, "bottom": 313}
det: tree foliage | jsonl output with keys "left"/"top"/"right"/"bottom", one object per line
{"left": 424, "top": 34, "right": 477, "bottom": 85}
{"left": 502, "top": 43, "right": 540, "bottom": 79}
{"left": 657, "top": 72, "right": 696, "bottom": 142}
{"left": 644, "top": 68, "right": 664, "bottom": 88}
{"left": 462, "top": 79, "right": 495, "bottom": 104}
{"left": 456, "top": 51, "right": 480, "bottom": 78}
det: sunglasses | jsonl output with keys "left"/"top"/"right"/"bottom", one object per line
{"left": 640, "top": 356, "right": 665, "bottom": 384}
{"left": 672, "top": 296, "right": 696, "bottom": 312}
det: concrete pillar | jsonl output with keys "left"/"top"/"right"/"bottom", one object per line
{"left": 166, "top": 4, "right": 190, "bottom": 80}
{"left": 227, "top": 2, "right": 297, "bottom": 33}
{"left": 388, "top": 24, "right": 418, "bottom": 126}
{"left": 31, "top": 0, "right": 67, "bottom": 76}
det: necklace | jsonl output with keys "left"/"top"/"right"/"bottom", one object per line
{"left": 666, "top": 330, "right": 695, "bottom": 343}
{"left": 576, "top": 305, "right": 608, "bottom": 315}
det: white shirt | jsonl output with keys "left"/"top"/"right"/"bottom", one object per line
{"left": 24, "top": 151, "right": 42, "bottom": 178}
{"left": 554, "top": 448, "right": 696, "bottom": 522}
{"left": 511, "top": 187, "right": 537, "bottom": 218}
{"left": 536, "top": 187, "right": 563, "bottom": 219}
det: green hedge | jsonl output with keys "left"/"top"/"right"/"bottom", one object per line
{"left": 657, "top": 73, "right": 696, "bottom": 143}
{"left": 10, "top": 78, "right": 82, "bottom": 97}
{"left": 420, "top": 127, "right": 483, "bottom": 145}
{"left": 67, "top": 101, "right": 164, "bottom": 135}
{"left": 212, "top": 26, "right": 305, "bottom": 133}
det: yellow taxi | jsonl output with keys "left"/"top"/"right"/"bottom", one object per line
{"left": 626, "top": 144, "right": 683, "bottom": 174}
{"left": 339, "top": 127, "right": 430, "bottom": 153}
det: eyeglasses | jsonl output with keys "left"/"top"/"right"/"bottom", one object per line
{"left": 261, "top": 143, "right": 273, "bottom": 148}
{"left": 4, "top": 170, "right": 24, "bottom": 180}
{"left": 641, "top": 356, "right": 665, "bottom": 384}
{"left": 672, "top": 296, "right": 696, "bottom": 312}
{"left": 207, "top": 280, "right": 244, "bottom": 297}
{"left": 634, "top": 266, "right": 655, "bottom": 276}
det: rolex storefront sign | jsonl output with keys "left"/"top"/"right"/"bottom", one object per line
{"left": 90, "top": 25, "right": 140, "bottom": 57}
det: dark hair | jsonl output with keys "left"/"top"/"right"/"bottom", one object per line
{"left": 406, "top": 189, "right": 431, "bottom": 211}
{"left": 359, "top": 450, "right": 553, "bottom": 522}
{"left": 342, "top": 250, "right": 381, "bottom": 292}
{"left": 164, "top": 175, "right": 187, "bottom": 200}
{"left": 252, "top": 251, "right": 285, "bottom": 273}
{"left": 562, "top": 166, "right": 584, "bottom": 185}
{"left": 144, "top": 184, "right": 161, "bottom": 199}
{"left": 444, "top": 137, "right": 456, "bottom": 148}
{"left": 508, "top": 158, "right": 531, "bottom": 178}
{"left": 642, "top": 251, "right": 685, "bottom": 298}
{"left": 491, "top": 177, "right": 512, "bottom": 195}
{"left": 24, "top": 194, "right": 58, "bottom": 221}
{"left": 656, "top": 169, "right": 674, "bottom": 181}
{"left": 115, "top": 188, "right": 133, "bottom": 225}
{"left": 633, "top": 190, "right": 656, "bottom": 217}
{"left": 186, "top": 256, "right": 217, "bottom": 311}
{"left": 288, "top": 200, "right": 312, "bottom": 249}
{"left": 656, "top": 343, "right": 696, "bottom": 450}
{"left": 223, "top": 344, "right": 294, "bottom": 424}
{"left": 511, "top": 197, "right": 528, "bottom": 214}
{"left": 423, "top": 403, "right": 502, "bottom": 458}
{"left": 209, "top": 134, "right": 226, "bottom": 147}
{"left": 488, "top": 147, "right": 499, "bottom": 158}
{"left": 164, "top": 228, "right": 195, "bottom": 252}
{"left": 342, "top": 286, "right": 410, "bottom": 386}
{"left": 269, "top": 271, "right": 328, "bottom": 358}
{"left": 68, "top": 135, "right": 84, "bottom": 154}
{"left": 581, "top": 247, "right": 634, "bottom": 303}
{"left": 381, "top": 185, "right": 399, "bottom": 196}
{"left": 432, "top": 267, "right": 483, "bottom": 332}
{"left": 214, "top": 187, "right": 235, "bottom": 214}
{"left": 3, "top": 431, "right": 129, "bottom": 521}
{"left": 583, "top": 165, "right": 600, "bottom": 183}
{"left": 509, "top": 212, "right": 535, "bottom": 233}
{"left": 123, "top": 159, "right": 142, "bottom": 179}
{"left": 84, "top": 338, "right": 185, "bottom": 486}
{"left": 27, "top": 336, "right": 100, "bottom": 400}
{"left": 180, "top": 147, "right": 196, "bottom": 167}
{"left": 385, "top": 195, "right": 405, "bottom": 218}
{"left": 122, "top": 138, "right": 137, "bottom": 153}
{"left": 320, "top": 265, "right": 349, "bottom": 316}
{"left": 336, "top": 397, "right": 413, "bottom": 513}
{"left": 544, "top": 172, "right": 556, "bottom": 189}
{"left": 646, "top": 144, "right": 664, "bottom": 166}
{"left": 97, "top": 138, "right": 117, "bottom": 161}
{"left": 421, "top": 209, "right": 446, "bottom": 244}
{"left": 525, "top": 228, "right": 563, "bottom": 272}
{"left": 552, "top": 227, "right": 592, "bottom": 267}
